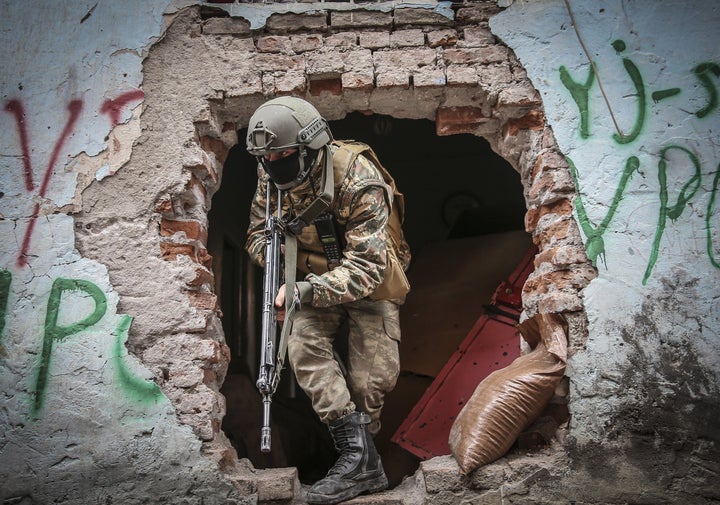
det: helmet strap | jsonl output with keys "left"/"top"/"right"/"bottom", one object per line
{"left": 287, "top": 144, "right": 335, "bottom": 235}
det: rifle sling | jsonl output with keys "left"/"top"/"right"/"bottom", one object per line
{"left": 275, "top": 231, "right": 296, "bottom": 383}
{"left": 276, "top": 145, "right": 334, "bottom": 380}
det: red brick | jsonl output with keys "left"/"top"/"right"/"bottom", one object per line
{"left": 525, "top": 200, "right": 574, "bottom": 232}
{"left": 427, "top": 29, "right": 458, "bottom": 48}
{"left": 160, "top": 242, "right": 196, "bottom": 262}
{"left": 160, "top": 218, "right": 207, "bottom": 242}
{"left": 436, "top": 106, "right": 488, "bottom": 136}
{"left": 188, "top": 266, "right": 214, "bottom": 287}
{"left": 310, "top": 78, "right": 342, "bottom": 96}
{"left": 187, "top": 291, "right": 218, "bottom": 311}
{"left": 503, "top": 110, "right": 545, "bottom": 138}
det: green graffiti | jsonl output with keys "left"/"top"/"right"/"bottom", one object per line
{"left": 569, "top": 156, "right": 640, "bottom": 268}
{"left": 0, "top": 269, "right": 10, "bottom": 340}
{"left": 560, "top": 64, "right": 596, "bottom": 138}
{"left": 32, "top": 278, "right": 107, "bottom": 416}
{"left": 643, "top": 146, "right": 702, "bottom": 284}
{"left": 612, "top": 41, "right": 646, "bottom": 145}
{"left": 707, "top": 165, "right": 720, "bottom": 269}
{"left": 112, "top": 315, "right": 163, "bottom": 403}
{"left": 694, "top": 62, "right": 720, "bottom": 118}
{"left": 652, "top": 88, "right": 681, "bottom": 103}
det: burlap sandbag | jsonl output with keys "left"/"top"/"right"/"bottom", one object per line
{"left": 449, "top": 313, "right": 568, "bottom": 475}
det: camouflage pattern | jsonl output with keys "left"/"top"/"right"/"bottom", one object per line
{"left": 246, "top": 146, "right": 410, "bottom": 306}
{"left": 287, "top": 298, "right": 401, "bottom": 435}
{"left": 245, "top": 144, "right": 408, "bottom": 427}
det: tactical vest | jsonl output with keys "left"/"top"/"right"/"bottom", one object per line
{"left": 296, "top": 140, "right": 410, "bottom": 301}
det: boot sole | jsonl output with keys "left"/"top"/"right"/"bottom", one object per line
{"left": 306, "top": 474, "right": 389, "bottom": 504}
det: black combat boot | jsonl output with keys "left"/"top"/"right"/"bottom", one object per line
{"left": 306, "top": 411, "right": 388, "bottom": 504}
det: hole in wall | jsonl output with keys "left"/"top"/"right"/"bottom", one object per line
{"left": 207, "top": 112, "right": 531, "bottom": 486}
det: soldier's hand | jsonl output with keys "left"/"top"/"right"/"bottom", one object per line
{"left": 275, "top": 284, "right": 287, "bottom": 321}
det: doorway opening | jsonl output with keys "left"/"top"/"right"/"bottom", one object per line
{"left": 207, "top": 112, "right": 531, "bottom": 486}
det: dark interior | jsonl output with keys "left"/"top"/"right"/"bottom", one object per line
{"left": 208, "top": 112, "right": 531, "bottom": 485}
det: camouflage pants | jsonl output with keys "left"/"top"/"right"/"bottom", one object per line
{"left": 287, "top": 298, "right": 401, "bottom": 435}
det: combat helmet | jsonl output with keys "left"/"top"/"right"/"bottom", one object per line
{"left": 247, "top": 97, "right": 333, "bottom": 190}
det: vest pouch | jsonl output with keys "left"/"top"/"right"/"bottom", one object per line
{"left": 370, "top": 245, "right": 410, "bottom": 301}
{"left": 297, "top": 250, "right": 330, "bottom": 275}
{"left": 297, "top": 247, "right": 409, "bottom": 301}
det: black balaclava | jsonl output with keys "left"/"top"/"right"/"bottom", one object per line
{"left": 261, "top": 148, "right": 319, "bottom": 190}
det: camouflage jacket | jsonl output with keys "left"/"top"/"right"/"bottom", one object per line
{"left": 246, "top": 145, "right": 410, "bottom": 307}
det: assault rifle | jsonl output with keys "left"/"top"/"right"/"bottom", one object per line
{"left": 256, "top": 181, "right": 285, "bottom": 453}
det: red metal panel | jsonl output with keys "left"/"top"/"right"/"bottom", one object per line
{"left": 391, "top": 247, "right": 536, "bottom": 460}
{"left": 391, "top": 314, "right": 520, "bottom": 459}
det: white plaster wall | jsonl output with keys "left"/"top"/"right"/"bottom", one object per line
{"left": 0, "top": 1, "right": 242, "bottom": 503}
{"left": 492, "top": 0, "right": 720, "bottom": 446}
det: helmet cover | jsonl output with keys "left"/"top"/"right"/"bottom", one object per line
{"left": 246, "top": 97, "right": 332, "bottom": 189}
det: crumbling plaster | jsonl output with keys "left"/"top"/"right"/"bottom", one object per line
{"left": 1, "top": 0, "right": 718, "bottom": 504}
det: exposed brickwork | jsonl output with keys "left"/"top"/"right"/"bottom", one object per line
{"left": 136, "top": 4, "right": 597, "bottom": 499}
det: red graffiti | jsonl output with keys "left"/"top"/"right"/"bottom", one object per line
{"left": 6, "top": 91, "right": 145, "bottom": 267}
{"left": 12, "top": 100, "right": 83, "bottom": 267}
{"left": 4, "top": 101, "right": 34, "bottom": 192}
{"left": 100, "top": 90, "right": 145, "bottom": 127}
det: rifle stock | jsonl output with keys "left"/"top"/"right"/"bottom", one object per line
{"left": 256, "top": 181, "right": 284, "bottom": 453}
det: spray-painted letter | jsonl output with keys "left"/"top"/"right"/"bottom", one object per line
{"left": 643, "top": 146, "right": 702, "bottom": 284}
{"left": 32, "top": 278, "right": 107, "bottom": 416}
{"left": 0, "top": 269, "right": 10, "bottom": 340}
{"left": 113, "top": 315, "right": 163, "bottom": 403}
{"left": 707, "top": 164, "right": 720, "bottom": 269}
{"left": 612, "top": 40, "right": 646, "bottom": 145}
{"left": 568, "top": 156, "right": 640, "bottom": 268}
{"left": 694, "top": 62, "right": 720, "bottom": 119}
{"left": 560, "top": 65, "right": 596, "bottom": 139}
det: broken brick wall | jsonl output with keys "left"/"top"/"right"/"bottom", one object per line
{"left": 1, "top": 0, "right": 717, "bottom": 504}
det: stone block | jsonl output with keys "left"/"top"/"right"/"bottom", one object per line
{"left": 202, "top": 17, "right": 251, "bottom": 36}
{"left": 420, "top": 455, "right": 464, "bottom": 493}
{"left": 427, "top": 29, "right": 457, "bottom": 48}
{"left": 254, "top": 467, "right": 299, "bottom": 502}
{"left": 291, "top": 34, "right": 323, "bottom": 53}
{"left": 394, "top": 7, "right": 453, "bottom": 27}
{"left": 253, "top": 53, "right": 305, "bottom": 72}
{"left": 459, "top": 25, "right": 496, "bottom": 47}
{"left": 390, "top": 29, "right": 425, "bottom": 47}
{"left": 266, "top": 12, "right": 327, "bottom": 33}
{"left": 325, "top": 31, "right": 357, "bottom": 47}
{"left": 256, "top": 35, "right": 293, "bottom": 54}
{"left": 414, "top": 67, "right": 446, "bottom": 88}
{"left": 497, "top": 81, "right": 543, "bottom": 108}
{"left": 342, "top": 71, "right": 374, "bottom": 91}
{"left": 359, "top": 31, "right": 390, "bottom": 49}
{"left": 376, "top": 71, "right": 410, "bottom": 89}
{"left": 443, "top": 45, "right": 508, "bottom": 65}
{"left": 373, "top": 48, "right": 436, "bottom": 72}
{"left": 456, "top": 4, "right": 502, "bottom": 25}
{"left": 331, "top": 10, "right": 392, "bottom": 29}
{"left": 306, "top": 48, "right": 345, "bottom": 76}
{"left": 446, "top": 65, "right": 478, "bottom": 87}
{"left": 275, "top": 71, "right": 307, "bottom": 95}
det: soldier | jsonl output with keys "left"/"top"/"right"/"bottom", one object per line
{"left": 245, "top": 96, "right": 411, "bottom": 504}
